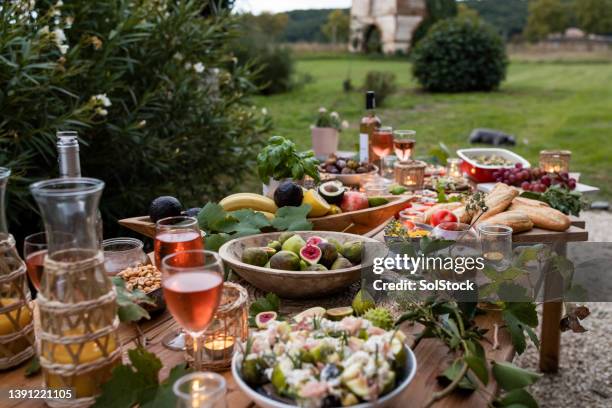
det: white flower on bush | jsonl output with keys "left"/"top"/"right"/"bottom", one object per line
{"left": 173, "top": 52, "right": 184, "bottom": 61}
{"left": 65, "top": 16, "right": 74, "bottom": 28}
{"left": 184, "top": 62, "right": 192, "bottom": 70}
{"left": 261, "top": 107, "right": 268, "bottom": 115}
{"left": 51, "top": 28, "right": 69, "bottom": 54}
{"left": 341, "top": 120, "right": 349, "bottom": 129}
{"left": 330, "top": 111, "right": 339, "bottom": 119}
{"left": 96, "top": 108, "right": 108, "bottom": 116}
{"left": 92, "top": 94, "right": 111, "bottom": 107}
{"left": 193, "top": 62, "right": 205, "bottom": 73}
{"left": 138, "top": 120, "right": 147, "bottom": 128}
{"left": 318, "top": 107, "right": 327, "bottom": 113}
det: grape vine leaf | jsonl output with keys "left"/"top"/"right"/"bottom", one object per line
{"left": 501, "top": 302, "right": 538, "bottom": 355}
{"left": 229, "top": 209, "right": 272, "bottom": 235}
{"left": 113, "top": 277, "right": 153, "bottom": 322}
{"left": 205, "top": 233, "right": 232, "bottom": 252}
{"left": 141, "top": 363, "right": 190, "bottom": 408}
{"left": 272, "top": 204, "right": 312, "bottom": 231}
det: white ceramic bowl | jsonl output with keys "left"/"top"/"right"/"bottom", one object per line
{"left": 231, "top": 345, "right": 417, "bottom": 408}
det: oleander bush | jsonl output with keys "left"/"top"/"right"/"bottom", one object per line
{"left": 0, "top": 0, "right": 270, "bottom": 239}
{"left": 412, "top": 17, "right": 508, "bottom": 93}
{"left": 363, "top": 71, "right": 397, "bottom": 106}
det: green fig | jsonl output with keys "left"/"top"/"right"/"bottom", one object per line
{"left": 278, "top": 231, "right": 296, "bottom": 244}
{"left": 269, "top": 250, "right": 301, "bottom": 271}
{"left": 241, "top": 247, "right": 269, "bottom": 267}
{"left": 267, "top": 240, "right": 282, "bottom": 252}
{"left": 341, "top": 240, "right": 363, "bottom": 264}
{"left": 327, "top": 238, "right": 343, "bottom": 253}
{"left": 317, "top": 242, "right": 338, "bottom": 268}
{"left": 305, "top": 264, "right": 328, "bottom": 271}
{"left": 330, "top": 256, "right": 352, "bottom": 270}
{"left": 281, "top": 234, "right": 306, "bottom": 255}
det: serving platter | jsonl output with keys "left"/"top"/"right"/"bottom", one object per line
{"left": 218, "top": 231, "right": 382, "bottom": 299}
{"left": 118, "top": 196, "right": 411, "bottom": 238}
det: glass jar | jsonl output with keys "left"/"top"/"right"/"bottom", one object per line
{"left": 102, "top": 237, "right": 150, "bottom": 275}
{"left": 0, "top": 167, "right": 35, "bottom": 370}
{"left": 30, "top": 178, "right": 120, "bottom": 406}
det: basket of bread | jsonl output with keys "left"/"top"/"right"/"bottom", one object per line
{"left": 422, "top": 183, "right": 571, "bottom": 233}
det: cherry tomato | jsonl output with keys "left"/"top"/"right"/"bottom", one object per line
{"left": 401, "top": 220, "right": 416, "bottom": 230}
{"left": 430, "top": 210, "right": 458, "bottom": 227}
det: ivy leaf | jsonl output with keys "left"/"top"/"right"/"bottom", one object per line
{"left": 272, "top": 204, "right": 312, "bottom": 231}
{"left": 492, "top": 361, "right": 541, "bottom": 391}
{"left": 494, "top": 388, "right": 539, "bottom": 408}
{"left": 24, "top": 356, "right": 40, "bottom": 377}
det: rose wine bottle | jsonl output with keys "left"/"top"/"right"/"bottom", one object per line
{"left": 359, "top": 91, "right": 381, "bottom": 164}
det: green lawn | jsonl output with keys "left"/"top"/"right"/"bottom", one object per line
{"left": 252, "top": 57, "right": 612, "bottom": 200}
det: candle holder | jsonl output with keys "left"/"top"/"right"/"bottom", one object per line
{"left": 446, "top": 158, "right": 464, "bottom": 179}
{"left": 394, "top": 160, "right": 426, "bottom": 190}
{"left": 539, "top": 150, "right": 571, "bottom": 173}
{"left": 185, "top": 282, "right": 248, "bottom": 371}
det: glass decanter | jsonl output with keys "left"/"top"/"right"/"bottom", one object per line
{"left": 30, "top": 178, "right": 120, "bottom": 405}
{"left": 0, "top": 167, "right": 35, "bottom": 369}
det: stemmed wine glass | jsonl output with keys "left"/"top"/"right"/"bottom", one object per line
{"left": 371, "top": 126, "right": 394, "bottom": 177}
{"left": 393, "top": 130, "right": 416, "bottom": 162}
{"left": 162, "top": 250, "right": 224, "bottom": 371}
{"left": 155, "top": 216, "right": 205, "bottom": 350}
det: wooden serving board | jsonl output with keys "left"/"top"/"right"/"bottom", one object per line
{"left": 119, "top": 196, "right": 411, "bottom": 239}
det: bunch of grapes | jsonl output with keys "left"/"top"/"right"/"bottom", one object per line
{"left": 492, "top": 164, "right": 576, "bottom": 192}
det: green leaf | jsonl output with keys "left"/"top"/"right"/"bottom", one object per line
{"left": 497, "top": 282, "right": 530, "bottom": 302}
{"left": 141, "top": 364, "right": 190, "bottom": 408}
{"left": 249, "top": 293, "right": 281, "bottom": 317}
{"left": 113, "top": 277, "right": 152, "bottom": 322}
{"left": 438, "top": 360, "right": 476, "bottom": 390}
{"left": 419, "top": 237, "right": 455, "bottom": 255}
{"left": 128, "top": 348, "right": 162, "bottom": 385}
{"left": 505, "top": 302, "right": 538, "bottom": 327}
{"left": 464, "top": 340, "right": 489, "bottom": 385}
{"left": 197, "top": 202, "right": 228, "bottom": 231}
{"left": 492, "top": 361, "right": 541, "bottom": 391}
{"left": 494, "top": 388, "right": 539, "bottom": 408}
{"left": 229, "top": 209, "right": 272, "bottom": 234}
{"left": 272, "top": 204, "right": 313, "bottom": 231}
{"left": 24, "top": 356, "right": 40, "bottom": 377}
{"left": 205, "top": 233, "right": 232, "bottom": 252}
{"left": 502, "top": 309, "right": 527, "bottom": 354}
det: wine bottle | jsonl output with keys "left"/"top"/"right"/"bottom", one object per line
{"left": 359, "top": 91, "right": 381, "bottom": 164}
{"left": 56, "top": 131, "right": 104, "bottom": 245}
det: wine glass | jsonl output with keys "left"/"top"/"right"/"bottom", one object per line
{"left": 393, "top": 130, "right": 416, "bottom": 162}
{"left": 162, "top": 250, "right": 223, "bottom": 371}
{"left": 23, "top": 231, "right": 74, "bottom": 290}
{"left": 156, "top": 216, "right": 205, "bottom": 351}
{"left": 173, "top": 372, "right": 226, "bottom": 408}
{"left": 371, "top": 126, "right": 394, "bottom": 177}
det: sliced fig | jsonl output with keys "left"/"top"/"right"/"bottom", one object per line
{"left": 306, "top": 235, "right": 326, "bottom": 246}
{"left": 255, "top": 311, "right": 278, "bottom": 329}
{"left": 299, "top": 244, "right": 322, "bottom": 265}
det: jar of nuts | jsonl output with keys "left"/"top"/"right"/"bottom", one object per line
{"left": 103, "top": 237, "right": 150, "bottom": 275}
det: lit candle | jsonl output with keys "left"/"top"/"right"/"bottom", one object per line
{"left": 203, "top": 335, "right": 235, "bottom": 360}
{"left": 446, "top": 158, "right": 463, "bottom": 179}
{"left": 539, "top": 150, "right": 571, "bottom": 173}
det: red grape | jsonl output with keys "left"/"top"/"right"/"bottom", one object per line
{"left": 515, "top": 163, "right": 523, "bottom": 169}
{"left": 521, "top": 181, "right": 531, "bottom": 190}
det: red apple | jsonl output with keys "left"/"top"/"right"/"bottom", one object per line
{"left": 340, "top": 191, "right": 369, "bottom": 212}
{"left": 430, "top": 210, "right": 458, "bottom": 227}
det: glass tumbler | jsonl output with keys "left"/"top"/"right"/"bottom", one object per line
{"left": 173, "top": 372, "right": 226, "bottom": 408}
{"left": 478, "top": 224, "right": 513, "bottom": 272}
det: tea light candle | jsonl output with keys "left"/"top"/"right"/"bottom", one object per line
{"left": 446, "top": 158, "right": 463, "bottom": 179}
{"left": 204, "top": 335, "right": 235, "bottom": 360}
{"left": 394, "top": 160, "right": 426, "bottom": 190}
{"left": 539, "top": 150, "right": 571, "bottom": 173}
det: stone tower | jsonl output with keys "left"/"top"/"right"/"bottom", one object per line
{"left": 350, "top": 0, "right": 426, "bottom": 54}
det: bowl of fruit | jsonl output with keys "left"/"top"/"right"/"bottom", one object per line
{"left": 218, "top": 231, "right": 383, "bottom": 299}
{"left": 319, "top": 155, "right": 378, "bottom": 186}
{"left": 232, "top": 313, "right": 417, "bottom": 408}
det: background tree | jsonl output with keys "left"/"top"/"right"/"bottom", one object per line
{"left": 464, "top": 0, "right": 528, "bottom": 39}
{"left": 411, "top": 0, "right": 458, "bottom": 47}
{"left": 575, "top": 0, "right": 612, "bottom": 35}
{"left": 457, "top": 3, "right": 480, "bottom": 21}
{"left": 524, "top": 0, "right": 572, "bottom": 40}
{"left": 322, "top": 9, "right": 350, "bottom": 44}
{"left": 239, "top": 12, "right": 289, "bottom": 40}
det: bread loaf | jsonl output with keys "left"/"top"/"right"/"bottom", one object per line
{"left": 424, "top": 202, "right": 463, "bottom": 224}
{"left": 481, "top": 210, "right": 533, "bottom": 233}
{"left": 512, "top": 196, "right": 550, "bottom": 208}
{"left": 508, "top": 202, "right": 571, "bottom": 231}
{"left": 452, "top": 206, "right": 473, "bottom": 224}
{"left": 477, "top": 183, "right": 519, "bottom": 222}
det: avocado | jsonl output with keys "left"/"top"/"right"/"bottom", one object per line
{"left": 274, "top": 181, "right": 303, "bottom": 207}
{"left": 318, "top": 181, "right": 346, "bottom": 205}
{"left": 149, "top": 196, "right": 183, "bottom": 222}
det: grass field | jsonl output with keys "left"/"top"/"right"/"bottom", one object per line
{"left": 252, "top": 56, "right": 612, "bottom": 200}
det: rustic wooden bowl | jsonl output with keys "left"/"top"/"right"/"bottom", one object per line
{"left": 319, "top": 165, "right": 379, "bottom": 186}
{"left": 218, "top": 231, "right": 381, "bottom": 299}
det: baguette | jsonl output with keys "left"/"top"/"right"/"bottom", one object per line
{"left": 512, "top": 196, "right": 550, "bottom": 208}
{"left": 423, "top": 202, "right": 463, "bottom": 224}
{"left": 481, "top": 210, "right": 533, "bottom": 233}
{"left": 508, "top": 202, "right": 571, "bottom": 231}
{"left": 477, "top": 183, "right": 519, "bottom": 222}
{"left": 452, "top": 206, "right": 473, "bottom": 224}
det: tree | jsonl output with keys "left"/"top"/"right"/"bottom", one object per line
{"left": 322, "top": 9, "right": 350, "bottom": 44}
{"left": 575, "top": 0, "right": 612, "bottom": 34}
{"left": 524, "top": 0, "right": 572, "bottom": 40}
{"left": 457, "top": 3, "right": 480, "bottom": 22}
{"left": 239, "top": 12, "right": 289, "bottom": 40}
{"left": 411, "top": 0, "right": 458, "bottom": 47}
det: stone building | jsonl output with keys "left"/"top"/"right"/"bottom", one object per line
{"left": 350, "top": 0, "right": 426, "bottom": 54}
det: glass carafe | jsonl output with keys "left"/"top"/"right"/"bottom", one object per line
{"left": 0, "top": 167, "right": 35, "bottom": 369}
{"left": 30, "top": 178, "right": 120, "bottom": 406}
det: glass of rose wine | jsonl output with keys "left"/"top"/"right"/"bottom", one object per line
{"left": 371, "top": 126, "right": 394, "bottom": 177}
{"left": 155, "top": 216, "right": 205, "bottom": 351}
{"left": 162, "top": 250, "right": 224, "bottom": 372}
{"left": 23, "top": 231, "right": 74, "bottom": 291}
{"left": 393, "top": 130, "right": 416, "bottom": 162}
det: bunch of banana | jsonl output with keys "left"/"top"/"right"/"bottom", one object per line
{"left": 219, "top": 193, "right": 278, "bottom": 214}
